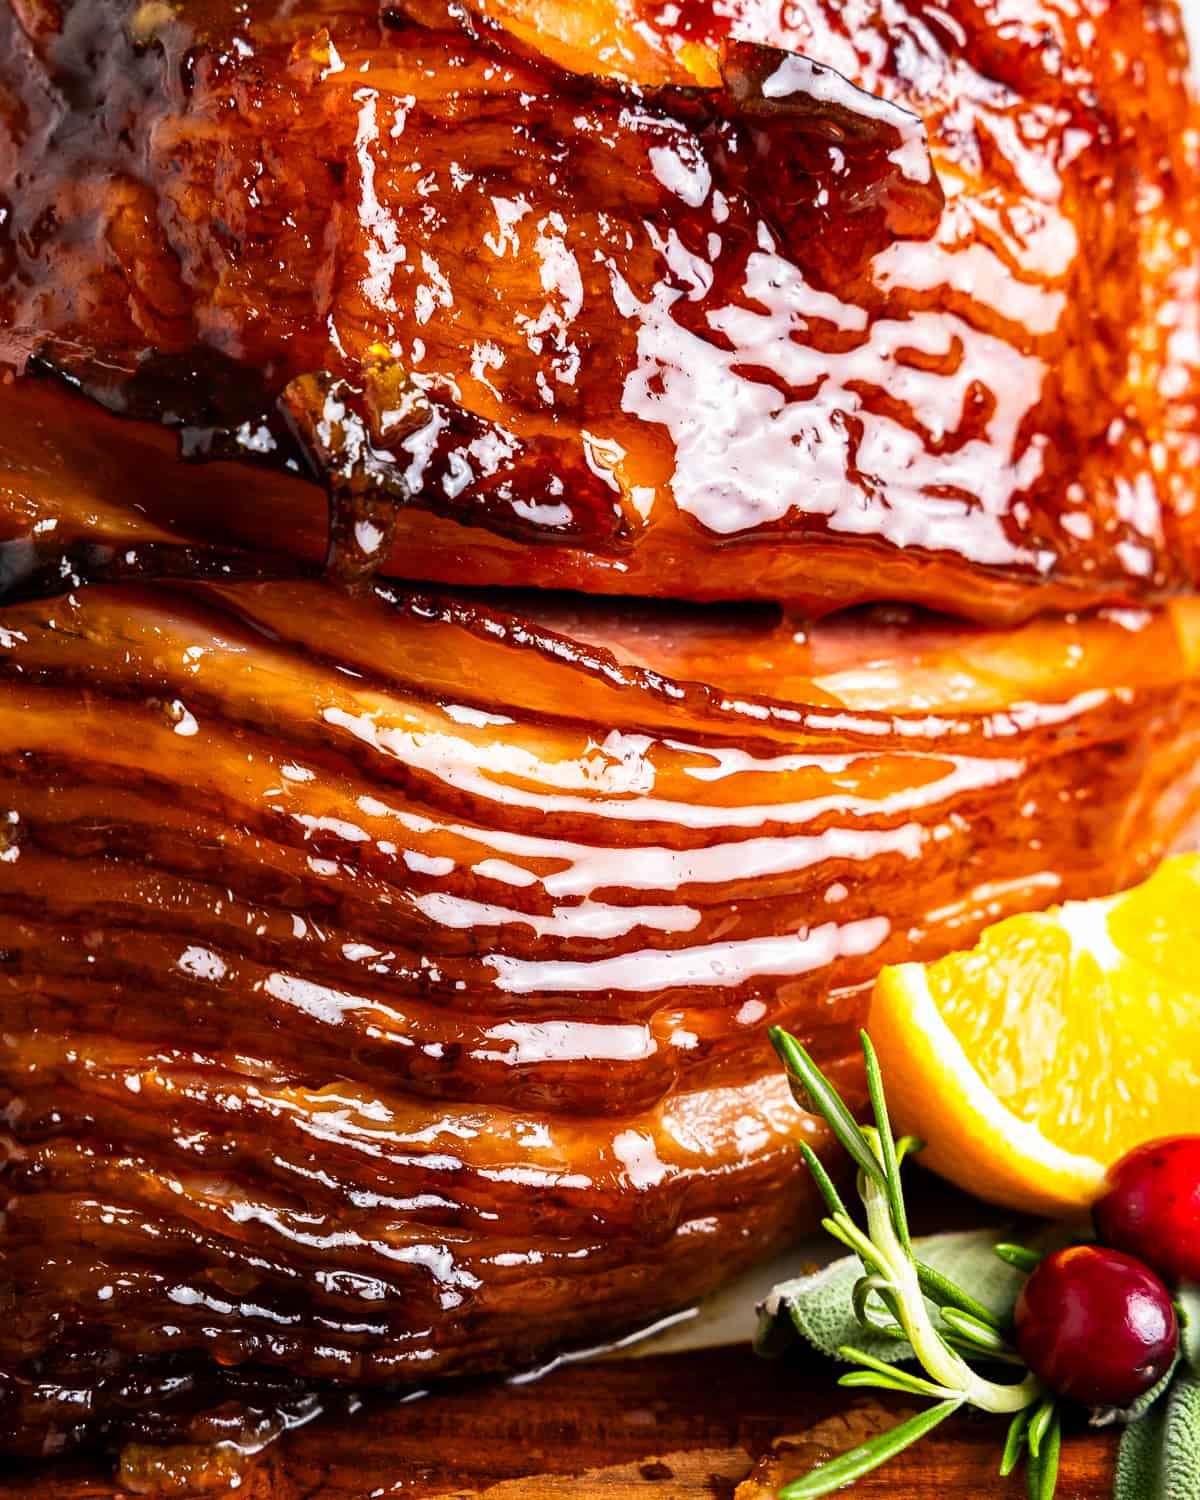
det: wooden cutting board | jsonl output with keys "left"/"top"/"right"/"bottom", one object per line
{"left": 2, "top": 1342, "right": 1115, "bottom": 1499}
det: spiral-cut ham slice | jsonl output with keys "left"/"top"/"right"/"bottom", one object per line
{"left": 2, "top": 0, "right": 1199, "bottom": 617}
{"left": 2, "top": 563, "right": 1200, "bottom": 1458}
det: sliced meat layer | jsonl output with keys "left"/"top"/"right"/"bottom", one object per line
{"left": 2, "top": 573, "right": 1200, "bottom": 1459}
{"left": 1, "top": 0, "right": 1198, "bottom": 616}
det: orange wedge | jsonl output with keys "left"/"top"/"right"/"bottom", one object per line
{"left": 868, "top": 855, "right": 1200, "bottom": 1216}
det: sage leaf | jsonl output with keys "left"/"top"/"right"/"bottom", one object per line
{"left": 757, "top": 1228, "right": 1027, "bottom": 1362}
{"left": 1093, "top": 1351, "right": 1180, "bottom": 1427}
{"left": 1115, "top": 1401, "right": 1163, "bottom": 1500}
{"left": 1115, "top": 1371, "right": 1200, "bottom": 1500}
{"left": 1161, "top": 1374, "right": 1200, "bottom": 1500}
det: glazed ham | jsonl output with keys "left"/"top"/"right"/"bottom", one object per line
{"left": 5, "top": 0, "right": 1200, "bottom": 1481}
{"left": 1, "top": 0, "right": 1200, "bottom": 617}
{"left": 3, "top": 531, "right": 1200, "bottom": 1455}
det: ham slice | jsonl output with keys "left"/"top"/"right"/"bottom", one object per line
{"left": 2, "top": 0, "right": 1199, "bottom": 617}
{"left": 2, "top": 560, "right": 1199, "bottom": 1456}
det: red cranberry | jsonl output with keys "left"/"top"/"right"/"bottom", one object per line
{"left": 1014, "top": 1245, "right": 1178, "bottom": 1407}
{"left": 1094, "top": 1136, "right": 1200, "bottom": 1286}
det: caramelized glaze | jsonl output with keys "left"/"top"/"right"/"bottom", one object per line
{"left": 2, "top": 0, "right": 1199, "bottom": 616}
{"left": 4, "top": 0, "right": 1200, "bottom": 1485}
{"left": 2, "top": 561, "right": 1200, "bottom": 1460}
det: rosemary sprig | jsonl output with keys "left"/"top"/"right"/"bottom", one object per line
{"left": 940, "top": 1307, "right": 1020, "bottom": 1359}
{"left": 996, "top": 1243, "right": 1044, "bottom": 1275}
{"left": 1026, "top": 1408, "right": 1061, "bottom": 1500}
{"left": 862, "top": 1032, "right": 911, "bottom": 1255}
{"left": 1028, "top": 1395, "right": 1058, "bottom": 1458}
{"left": 772, "top": 1028, "right": 885, "bottom": 1189}
{"left": 769, "top": 1027, "right": 1046, "bottom": 1496}
{"left": 915, "top": 1259, "right": 1006, "bottom": 1329}
{"left": 766, "top": 1030, "right": 1200, "bottom": 1497}
{"left": 778, "top": 1398, "right": 963, "bottom": 1500}
{"left": 1001, "top": 1407, "right": 1032, "bottom": 1476}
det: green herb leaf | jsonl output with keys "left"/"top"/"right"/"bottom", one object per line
{"left": 822, "top": 1214, "right": 890, "bottom": 1278}
{"left": 778, "top": 1400, "right": 962, "bottom": 1500}
{"left": 838, "top": 1346, "right": 956, "bottom": 1400}
{"left": 1115, "top": 1400, "right": 1163, "bottom": 1500}
{"left": 1115, "top": 1372, "right": 1200, "bottom": 1500}
{"left": 1027, "top": 1396, "right": 1056, "bottom": 1459}
{"left": 917, "top": 1261, "right": 1007, "bottom": 1331}
{"left": 798, "top": 1141, "right": 851, "bottom": 1221}
{"left": 1178, "top": 1284, "right": 1200, "bottom": 1373}
{"left": 861, "top": 1031, "right": 911, "bottom": 1254}
{"left": 839, "top": 1370, "right": 939, "bottom": 1396}
{"left": 757, "top": 1229, "right": 1028, "bottom": 1363}
{"left": 852, "top": 1274, "right": 902, "bottom": 1335}
{"left": 1000, "top": 1407, "right": 1031, "bottom": 1477}
{"left": 994, "top": 1243, "right": 1043, "bottom": 1274}
{"left": 940, "top": 1306, "right": 1016, "bottom": 1356}
{"left": 770, "top": 1027, "right": 885, "bottom": 1188}
{"left": 942, "top": 1332, "right": 1026, "bottom": 1368}
{"left": 1026, "top": 1409, "right": 1060, "bottom": 1500}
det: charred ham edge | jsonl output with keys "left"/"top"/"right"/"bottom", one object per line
{"left": 0, "top": 534, "right": 324, "bottom": 604}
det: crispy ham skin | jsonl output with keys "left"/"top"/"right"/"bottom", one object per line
{"left": 2, "top": 0, "right": 1200, "bottom": 616}
{"left": 2, "top": 558, "right": 1200, "bottom": 1456}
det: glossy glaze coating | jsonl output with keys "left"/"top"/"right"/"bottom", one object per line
{"left": 3, "top": 564, "right": 1200, "bottom": 1462}
{"left": 2, "top": 0, "right": 1199, "bottom": 616}
{"left": 4, "top": 0, "right": 1200, "bottom": 1485}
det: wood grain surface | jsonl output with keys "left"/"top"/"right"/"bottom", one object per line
{"left": 1, "top": 1342, "right": 1115, "bottom": 1499}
